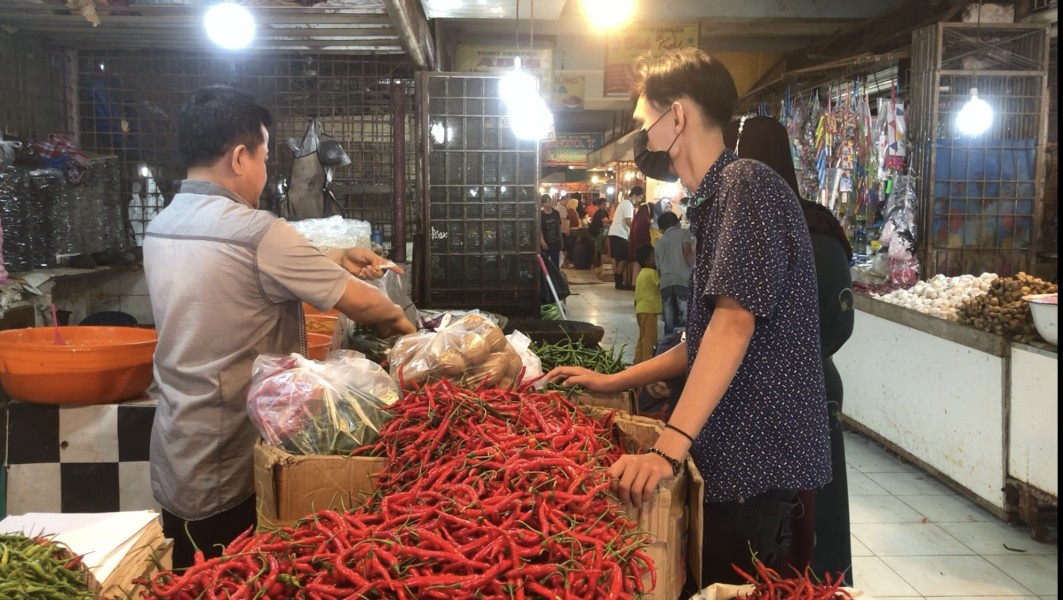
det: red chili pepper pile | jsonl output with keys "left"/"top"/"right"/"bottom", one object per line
{"left": 732, "top": 560, "right": 853, "bottom": 600}
{"left": 140, "top": 380, "right": 655, "bottom": 599}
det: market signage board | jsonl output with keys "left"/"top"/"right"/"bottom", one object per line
{"left": 604, "top": 24, "right": 700, "bottom": 96}
{"left": 551, "top": 72, "right": 585, "bottom": 110}
{"left": 454, "top": 45, "right": 554, "bottom": 92}
{"left": 541, "top": 133, "right": 602, "bottom": 168}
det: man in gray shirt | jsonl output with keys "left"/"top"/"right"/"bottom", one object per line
{"left": 143, "top": 86, "right": 415, "bottom": 569}
{"left": 654, "top": 211, "right": 693, "bottom": 335}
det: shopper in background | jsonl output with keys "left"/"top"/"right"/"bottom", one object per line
{"left": 565, "top": 193, "right": 582, "bottom": 265}
{"left": 585, "top": 195, "right": 600, "bottom": 220}
{"left": 607, "top": 187, "right": 636, "bottom": 290}
{"left": 725, "top": 115, "right": 855, "bottom": 585}
{"left": 654, "top": 211, "right": 693, "bottom": 336}
{"left": 587, "top": 197, "right": 609, "bottom": 268}
{"left": 540, "top": 194, "right": 563, "bottom": 268}
{"left": 633, "top": 244, "right": 662, "bottom": 364}
{"left": 628, "top": 188, "right": 653, "bottom": 284}
{"left": 547, "top": 48, "right": 830, "bottom": 586}
{"left": 143, "top": 85, "right": 415, "bottom": 570}
{"left": 556, "top": 195, "right": 571, "bottom": 266}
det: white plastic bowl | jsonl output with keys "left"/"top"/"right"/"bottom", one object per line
{"left": 1024, "top": 293, "right": 1058, "bottom": 346}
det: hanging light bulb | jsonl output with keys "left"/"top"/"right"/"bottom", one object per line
{"left": 499, "top": 57, "right": 553, "bottom": 141}
{"left": 956, "top": 87, "right": 993, "bottom": 136}
{"left": 205, "top": 3, "right": 255, "bottom": 50}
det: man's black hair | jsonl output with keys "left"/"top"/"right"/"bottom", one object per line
{"left": 178, "top": 85, "right": 273, "bottom": 169}
{"left": 629, "top": 185, "right": 645, "bottom": 197}
{"left": 633, "top": 48, "right": 737, "bottom": 129}
{"left": 658, "top": 211, "right": 680, "bottom": 231}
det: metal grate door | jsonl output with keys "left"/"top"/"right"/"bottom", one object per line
{"left": 417, "top": 72, "right": 541, "bottom": 317}
{"left": 910, "top": 23, "right": 1051, "bottom": 277}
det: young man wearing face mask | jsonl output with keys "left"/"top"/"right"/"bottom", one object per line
{"left": 546, "top": 49, "right": 831, "bottom": 586}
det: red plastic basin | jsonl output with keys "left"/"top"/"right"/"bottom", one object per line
{"left": 0, "top": 326, "right": 157, "bottom": 405}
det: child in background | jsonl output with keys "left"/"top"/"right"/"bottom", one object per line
{"left": 632, "top": 244, "right": 661, "bottom": 364}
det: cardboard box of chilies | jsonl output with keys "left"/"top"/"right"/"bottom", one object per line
{"left": 252, "top": 411, "right": 704, "bottom": 598}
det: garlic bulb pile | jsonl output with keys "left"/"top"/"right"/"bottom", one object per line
{"left": 874, "top": 273, "right": 998, "bottom": 321}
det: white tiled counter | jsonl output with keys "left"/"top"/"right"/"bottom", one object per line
{"left": 1006, "top": 342, "right": 1058, "bottom": 540}
{"left": 836, "top": 294, "right": 1015, "bottom": 517}
{"left": 837, "top": 294, "right": 1058, "bottom": 534}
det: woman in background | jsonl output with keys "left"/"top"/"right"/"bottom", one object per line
{"left": 724, "top": 115, "right": 856, "bottom": 585}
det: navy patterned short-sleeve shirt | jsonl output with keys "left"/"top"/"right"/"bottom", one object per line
{"left": 685, "top": 149, "right": 831, "bottom": 502}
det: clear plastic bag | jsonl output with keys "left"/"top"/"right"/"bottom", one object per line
{"left": 289, "top": 215, "right": 372, "bottom": 252}
{"left": 389, "top": 313, "right": 522, "bottom": 390}
{"left": 247, "top": 350, "right": 400, "bottom": 455}
{"left": 506, "top": 330, "right": 544, "bottom": 389}
{"left": 368, "top": 269, "right": 418, "bottom": 328}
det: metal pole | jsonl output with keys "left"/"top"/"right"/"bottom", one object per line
{"left": 391, "top": 81, "right": 407, "bottom": 264}
{"left": 537, "top": 254, "right": 567, "bottom": 320}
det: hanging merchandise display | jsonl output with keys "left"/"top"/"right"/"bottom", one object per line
{"left": 776, "top": 77, "right": 911, "bottom": 267}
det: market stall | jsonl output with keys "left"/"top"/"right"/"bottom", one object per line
{"left": 836, "top": 275, "right": 1057, "bottom": 532}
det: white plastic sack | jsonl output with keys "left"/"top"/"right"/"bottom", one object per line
{"left": 506, "top": 330, "right": 544, "bottom": 389}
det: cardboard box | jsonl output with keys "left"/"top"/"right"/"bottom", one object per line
{"left": 610, "top": 412, "right": 705, "bottom": 599}
{"left": 253, "top": 441, "right": 384, "bottom": 528}
{"left": 252, "top": 413, "right": 705, "bottom": 599}
{"left": 573, "top": 390, "right": 637, "bottom": 414}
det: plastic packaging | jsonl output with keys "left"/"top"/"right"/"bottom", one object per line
{"left": 367, "top": 269, "right": 418, "bottom": 328}
{"left": 389, "top": 313, "right": 522, "bottom": 390}
{"left": 247, "top": 350, "right": 400, "bottom": 455}
{"left": 505, "top": 330, "right": 544, "bottom": 389}
{"left": 290, "top": 215, "right": 372, "bottom": 252}
{"left": 418, "top": 309, "right": 508, "bottom": 332}
{"left": 28, "top": 169, "right": 62, "bottom": 268}
{"left": 0, "top": 166, "right": 31, "bottom": 272}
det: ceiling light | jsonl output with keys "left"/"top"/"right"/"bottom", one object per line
{"left": 582, "top": 0, "right": 633, "bottom": 29}
{"left": 205, "top": 3, "right": 255, "bottom": 50}
{"left": 606, "top": 185, "right": 616, "bottom": 195}
{"left": 956, "top": 87, "right": 992, "bottom": 136}
{"left": 591, "top": 175, "right": 599, "bottom": 184}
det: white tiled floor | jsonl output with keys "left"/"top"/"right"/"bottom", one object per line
{"left": 559, "top": 266, "right": 1059, "bottom": 599}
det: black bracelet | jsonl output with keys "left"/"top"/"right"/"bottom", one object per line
{"left": 665, "top": 423, "right": 696, "bottom": 444}
{"left": 645, "top": 447, "right": 682, "bottom": 477}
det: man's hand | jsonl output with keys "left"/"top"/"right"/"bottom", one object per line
{"left": 374, "top": 314, "right": 416, "bottom": 338}
{"left": 608, "top": 452, "right": 675, "bottom": 509}
{"left": 544, "top": 366, "right": 621, "bottom": 393}
{"left": 329, "top": 247, "right": 404, "bottom": 280}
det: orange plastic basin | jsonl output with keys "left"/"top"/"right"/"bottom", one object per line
{"left": 305, "top": 333, "right": 332, "bottom": 361}
{"left": 305, "top": 314, "right": 339, "bottom": 335}
{"left": 302, "top": 302, "right": 340, "bottom": 317}
{"left": 0, "top": 326, "right": 158, "bottom": 405}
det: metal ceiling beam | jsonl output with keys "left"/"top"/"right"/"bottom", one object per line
{"left": 744, "top": 0, "right": 972, "bottom": 99}
{"left": 381, "top": 0, "right": 436, "bottom": 69}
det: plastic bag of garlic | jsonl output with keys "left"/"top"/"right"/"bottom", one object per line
{"left": 874, "top": 273, "right": 998, "bottom": 321}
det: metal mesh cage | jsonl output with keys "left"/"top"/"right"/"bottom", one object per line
{"left": 74, "top": 51, "right": 416, "bottom": 252}
{"left": 417, "top": 72, "right": 540, "bottom": 317}
{"left": 910, "top": 23, "right": 1051, "bottom": 277}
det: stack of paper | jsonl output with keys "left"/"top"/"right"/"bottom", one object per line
{"left": 0, "top": 511, "right": 169, "bottom": 599}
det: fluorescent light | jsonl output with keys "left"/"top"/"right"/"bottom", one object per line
{"left": 583, "top": 0, "right": 633, "bottom": 29}
{"left": 205, "top": 3, "right": 255, "bottom": 50}
{"left": 956, "top": 88, "right": 993, "bottom": 136}
{"left": 500, "top": 57, "right": 553, "bottom": 141}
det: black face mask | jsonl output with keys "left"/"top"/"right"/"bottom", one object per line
{"left": 633, "top": 110, "right": 680, "bottom": 183}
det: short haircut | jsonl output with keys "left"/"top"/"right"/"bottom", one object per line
{"left": 633, "top": 48, "right": 737, "bottom": 129}
{"left": 594, "top": 198, "right": 605, "bottom": 206}
{"left": 657, "top": 211, "right": 680, "bottom": 231}
{"left": 178, "top": 85, "right": 273, "bottom": 169}
{"left": 540, "top": 194, "right": 552, "bottom": 203}
{"left": 629, "top": 185, "right": 645, "bottom": 197}
{"left": 635, "top": 244, "right": 654, "bottom": 267}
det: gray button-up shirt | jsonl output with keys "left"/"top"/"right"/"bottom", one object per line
{"left": 144, "top": 180, "right": 348, "bottom": 520}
